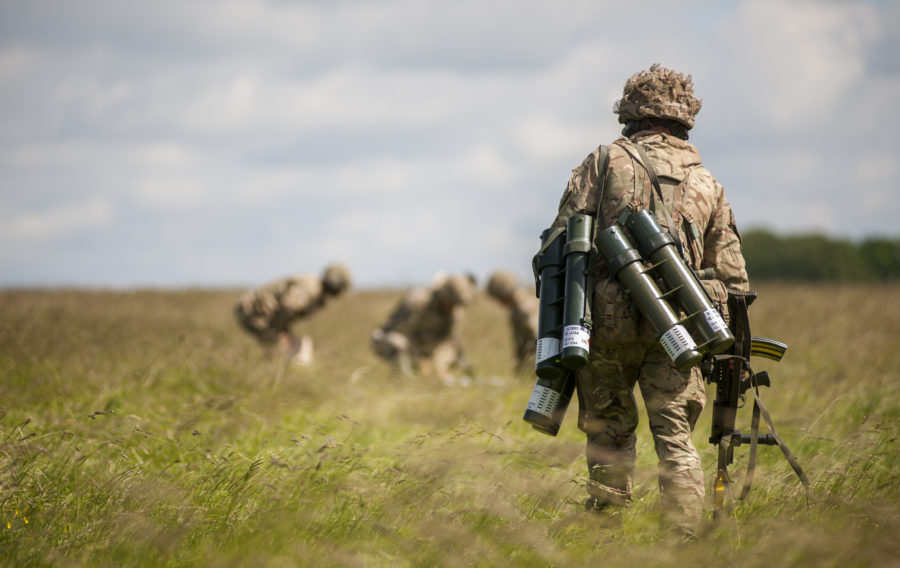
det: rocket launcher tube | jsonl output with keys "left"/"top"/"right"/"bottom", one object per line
{"left": 596, "top": 224, "right": 703, "bottom": 371}
{"left": 524, "top": 225, "right": 576, "bottom": 436}
{"left": 560, "top": 215, "right": 593, "bottom": 369}
{"left": 625, "top": 210, "right": 734, "bottom": 355}
{"left": 522, "top": 371, "right": 576, "bottom": 436}
{"left": 534, "top": 227, "right": 566, "bottom": 380}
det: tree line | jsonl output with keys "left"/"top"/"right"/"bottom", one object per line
{"left": 740, "top": 230, "right": 900, "bottom": 281}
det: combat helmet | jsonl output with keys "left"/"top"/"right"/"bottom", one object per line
{"left": 613, "top": 63, "right": 702, "bottom": 129}
{"left": 434, "top": 274, "right": 476, "bottom": 307}
{"left": 486, "top": 270, "right": 518, "bottom": 303}
{"left": 321, "top": 263, "right": 351, "bottom": 296}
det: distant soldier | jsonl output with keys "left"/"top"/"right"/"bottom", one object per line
{"left": 486, "top": 270, "right": 539, "bottom": 374}
{"left": 371, "top": 273, "right": 476, "bottom": 379}
{"left": 234, "top": 263, "right": 351, "bottom": 365}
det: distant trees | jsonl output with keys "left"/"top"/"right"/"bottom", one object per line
{"left": 740, "top": 230, "right": 900, "bottom": 281}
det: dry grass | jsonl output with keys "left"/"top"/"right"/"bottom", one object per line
{"left": 0, "top": 283, "right": 898, "bottom": 566}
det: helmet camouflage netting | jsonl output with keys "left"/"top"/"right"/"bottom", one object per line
{"left": 613, "top": 63, "right": 702, "bottom": 129}
{"left": 322, "top": 263, "right": 351, "bottom": 295}
{"left": 486, "top": 270, "right": 519, "bottom": 302}
{"left": 435, "top": 274, "right": 475, "bottom": 306}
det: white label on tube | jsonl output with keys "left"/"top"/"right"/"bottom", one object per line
{"left": 526, "top": 384, "right": 561, "bottom": 417}
{"left": 562, "top": 325, "right": 591, "bottom": 351}
{"left": 660, "top": 324, "right": 697, "bottom": 361}
{"left": 703, "top": 308, "right": 728, "bottom": 333}
{"left": 535, "top": 337, "right": 560, "bottom": 364}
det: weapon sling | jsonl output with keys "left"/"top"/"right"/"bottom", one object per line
{"left": 741, "top": 374, "right": 811, "bottom": 501}
{"left": 714, "top": 291, "right": 810, "bottom": 511}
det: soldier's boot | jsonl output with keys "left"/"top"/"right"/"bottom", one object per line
{"left": 658, "top": 468, "right": 705, "bottom": 537}
{"left": 582, "top": 483, "right": 630, "bottom": 528}
{"left": 396, "top": 350, "right": 414, "bottom": 376}
{"left": 584, "top": 460, "right": 633, "bottom": 519}
{"left": 584, "top": 482, "right": 632, "bottom": 511}
{"left": 582, "top": 437, "right": 636, "bottom": 516}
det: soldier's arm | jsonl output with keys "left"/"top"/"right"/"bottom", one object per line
{"left": 552, "top": 143, "right": 638, "bottom": 232}
{"left": 702, "top": 183, "right": 750, "bottom": 292}
{"left": 551, "top": 148, "right": 606, "bottom": 229}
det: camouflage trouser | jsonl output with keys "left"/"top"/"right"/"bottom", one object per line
{"left": 576, "top": 341, "right": 706, "bottom": 531}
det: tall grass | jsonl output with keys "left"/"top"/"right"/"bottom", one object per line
{"left": 0, "top": 284, "right": 897, "bottom": 567}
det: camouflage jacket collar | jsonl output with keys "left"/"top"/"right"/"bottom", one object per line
{"left": 621, "top": 131, "right": 702, "bottom": 170}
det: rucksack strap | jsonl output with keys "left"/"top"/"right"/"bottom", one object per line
{"left": 589, "top": 145, "right": 611, "bottom": 242}
{"left": 582, "top": 145, "right": 611, "bottom": 328}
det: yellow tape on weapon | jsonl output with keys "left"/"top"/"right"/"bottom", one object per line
{"left": 750, "top": 337, "right": 788, "bottom": 361}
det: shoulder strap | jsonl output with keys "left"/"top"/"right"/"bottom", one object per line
{"left": 631, "top": 143, "right": 665, "bottom": 206}
{"left": 581, "top": 145, "right": 611, "bottom": 329}
{"left": 591, "top": 145, "right": 611, "bottom": 236}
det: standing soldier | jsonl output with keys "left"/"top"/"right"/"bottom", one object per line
{"left": 486, "top": 270, "right": 539, "bottom": 375}
{"left": 234, "top": 263, "right": 351, "bottom": 365}
{"left": 370, "top": 273, "right": 476, "bottom": 380}
{"left": 549, "top": 64, "right": 749, "bottom": 535}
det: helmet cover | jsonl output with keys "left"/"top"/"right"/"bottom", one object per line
{"left": 613, "top": 63, "right": 702, "bottom": 129}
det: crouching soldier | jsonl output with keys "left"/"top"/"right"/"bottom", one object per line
{"left": 371, "top": 273, "right": 476, "bottom": 380}
{"left": 486, "top": 270, "right": 539, "bottom": 375}
{"left": 234, "top": 263, "right": 351, "bottom": 365}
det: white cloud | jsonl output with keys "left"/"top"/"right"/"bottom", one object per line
{"left": 511, "top": 115, "right": 598, "bottom": 163}
{"left": 854, "top": 152, "right": 899, "bottom": 216}
{"left": 0, "top": 0, "right": 897, "bottom": 288}
{"left": 711, "top": 0, "right": 880, "bottom": 130}
{"left": 0, "top": 198, "right": 114, "bottom": 241}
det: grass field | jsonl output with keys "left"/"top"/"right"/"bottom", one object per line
{"left": 1, "top": 283, "right": 898, "bottom": 567}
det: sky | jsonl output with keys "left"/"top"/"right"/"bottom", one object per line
{"left": 1, "top": 0, "right": 898, "bottom": 289}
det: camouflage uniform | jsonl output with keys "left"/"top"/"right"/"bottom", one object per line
{"left": 486, "top": 270, "right": 539, "bottom": 374}
{"left": 234, "top": 264, "right": 351, "bottom": 363}
{"left": 550, "top": 64, "right": 749, "bottom": 532}
{"left": 371, "top": 274, "right": 475, "bottom": 378}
